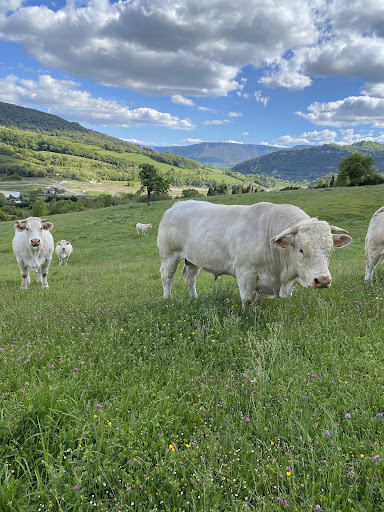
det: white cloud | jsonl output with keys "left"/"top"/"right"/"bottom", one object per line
{"left": 0, "top": 74, "right": 195, "bottom": 129}
{"left": 185, "top": 138, "right": 204, "bottom": 144}
{"left": 203, "top": 119, "right": 230, "bottom": 125}
{"left": 228, "top": 112, "right": 242, "bottom": 117}
{"left": 197, "top": 106, "right": 215, "bottom": 112}
{"left": 225, "top": 140, "right": 243, "bottom": 144}
{"left": 171, "top": 95, "right": 195, "bottom": 106}
{"left": 361, "top": 83, "right": 384, "bottom": 98}
{"left": 274, "top": 129, "right": 337, "bottom": 146}
{"left": 0, "top": 0, "right": 320, "bottom": 96}
{"left": 297, "top": 95, "right": 384, "bottom": 128}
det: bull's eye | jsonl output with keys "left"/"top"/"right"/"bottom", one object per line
{"left": 299, "top": 249, "right": 304, "bottom": 254}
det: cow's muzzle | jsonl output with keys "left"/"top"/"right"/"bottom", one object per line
{"left": 313, "top": 276, "right": 331, "bottom": 288}
{"left": 31, "top": 238, "right": 41, "bottom": 247}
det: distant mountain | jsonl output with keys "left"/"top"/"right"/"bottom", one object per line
{"left": 151, "top": 142, "right": 288, "bottom": 169}
{"left": 231, "top": 142, "right": 384, "bottom": 184}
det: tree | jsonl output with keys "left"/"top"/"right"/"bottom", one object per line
{"left": 336, "top": 153, "right": 383, "bottom": 186}
{"left": 32, "top": 199, "right": 47, "bottom": 217}
{"left": 139, "top": 164, "right": 170, "bottom": 206}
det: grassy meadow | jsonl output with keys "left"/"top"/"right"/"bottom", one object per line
{"left": 0, "top": 186, "right": 384, "bottom": 511}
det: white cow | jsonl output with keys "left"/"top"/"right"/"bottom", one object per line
{"left": 157, "top": 200, "right": 352, "bottom": 309}
{"left": 364, "top": 206, "right": 384, "bottom": 284}
{"left": 136, "top": 223, "right": 152, "bottom": 235}
{"left": 55, "top": 240, "right": 73, "bottom": 266}
{"left": 12, "top": 217, "right": 54, "bottom": 289}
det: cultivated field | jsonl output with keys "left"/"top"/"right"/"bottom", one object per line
{"left": 0, "top": 186, "right": 383, "bottom": 511}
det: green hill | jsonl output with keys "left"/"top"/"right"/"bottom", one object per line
{"left": 0, "top": 102, "right": 247, "bottom": 188}
{"left": 232, "top": 141, "right": 384, "bottom": 184}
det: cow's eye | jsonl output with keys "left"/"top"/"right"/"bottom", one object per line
{"left": 299, "top": 249, "right": 304, "bottom": 254}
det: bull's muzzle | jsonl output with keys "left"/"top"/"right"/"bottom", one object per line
{"left": 31, "top": 238, "right": 41, "bottom": 247}
{"left": 313, "top": 276, "right": 331, "bottom": 288}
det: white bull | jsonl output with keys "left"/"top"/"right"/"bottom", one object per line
{"left": 12, "top": 217, "right": 54, "bottom": 289}
{"left": 55, "top": 240, "right": 73, "bottom": 266}
{"left": 364, "top": 206, "right": 384, "bottom": 284}
{"left": 157, "top": 200, "right": 352, "bottom": 309}
{"left": 136, "top": 223, "right": 152, "bottom": 235}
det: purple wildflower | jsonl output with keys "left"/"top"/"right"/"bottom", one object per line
{"left": 315, "top": 505, "right": 321, "bottom": 511}
{"left": 74, "top": 368, "right": 78, "bottom": 372}
{"left": 245, "top": 417, "right": 250, "bottom": 422}
{"left": 126, "top": 460, "right": 131, "bottom": 465}
{"left": 279, "top": 474, "right": 283, "bottom": 480}
{"left": 347, "top": 471, "right": 354, "bottom": 479}
{"left": 49, "top": 364, "right": 54, "bottom": 369}
{"left": 374, "top": 455, "right": 381, "bottom": 463}
{"left": 302, "top": 395, "right": 307, "bottom": 399}
{"left": 97, "top": 403, "right": 103, "bottom": 409}
{"left": 285, "top": 466, "right": 291, "bottom": 472}
{"left": 325, "top": 430, "right": 330, "bottom": 437}
{"left": 74, "top": 485, "right": 79, "bottom": 491}
{"left": 376, "top": 413, "right": 383, "bottom": 419}
{"left": 345, "top": 413, "right": 351, "bottom": 419}
{"left": 311, "top": 374, "right": 316, "bottom": 379}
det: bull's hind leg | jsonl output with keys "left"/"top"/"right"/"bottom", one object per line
{"left": 160, "top": 255, "right": 180, "bottom": 298}
{"left": 364, "top": 249, "right": 382, "bottom": 284}
{"left": 182, "top": 260, "right": 200, "bottom": 298}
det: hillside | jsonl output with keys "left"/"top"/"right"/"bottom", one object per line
{"left": 0, "top": 102, "right": 248, "bottom": 188}
{"left": 151, "top": 141, "right": 287, "bottom": 169}
{"left": 232, "top": 141, "right": 384, "bottom": 184}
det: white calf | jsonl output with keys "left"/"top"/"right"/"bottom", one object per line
{"left": 136, "top": 223, "right": 152, "bottom": 235}
{"left": 55, "top": 240, "right": 73, "bottom": 266}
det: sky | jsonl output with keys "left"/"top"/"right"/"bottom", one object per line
{"left": 1, "top": 0, "right": 384, "bottom": 149}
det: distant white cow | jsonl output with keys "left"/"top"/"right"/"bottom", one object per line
{"left": 12, "top": 217, "right": 54, "bottom": 289}
{"left": 55, "top": 240, "right": 73, "bottom": 266}
{"left": 157, "top": 200, "right": 352, "bottom": 309}
{"left": 136, "top": 223, "right": 152, "bottom": 235}
{"left": 365, "top": 206, "right": 384, "bottom": 284}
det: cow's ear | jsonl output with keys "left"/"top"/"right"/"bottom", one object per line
{"left": 14, "top": 221, "right": 24, "bottom": 232}
{"left": 42, "top": 222, "right": 53, "bottom": 230}
{"left": 66, "top": 242, "right": 70, "bottom": 245}
{"left": 271, "top": 235, "right": 292, "bottom": 248}
{"left": 333, "top": 234, "right": 352, "bottom": 247}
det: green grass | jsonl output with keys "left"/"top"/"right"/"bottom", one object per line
{"left": 0, "top": 186, "right": 384, "bottom": 511}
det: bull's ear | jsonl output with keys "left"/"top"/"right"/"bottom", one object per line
{"left": 333, "top": 234, "right": 352, "bottom": 247}
{"left": 42, "top": 222, "right": 53, "bottom": 230}
{"left": 66, "top": 242, "right": 70, "bottom": 245}
{"left": 271, "top": 236, "right": 292, "bottom": 248}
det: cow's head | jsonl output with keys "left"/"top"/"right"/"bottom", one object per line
{"left": 271, "top": 219, "right": 352, "bottom": 289}
{"left": 14, "top": 217, "right": 53, "bottom": 247}
{"left": 57, "top": 240, "right": 70, "bottom": 251}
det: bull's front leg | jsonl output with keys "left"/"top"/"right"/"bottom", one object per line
{"left": 236, "top": 271, "right": 259, "bottom": 311}
{"left": 39, "top": 258, "right": 52, "bottom": 288}
{"left": 17, "top": 260, "right": 30, "bottom": 289}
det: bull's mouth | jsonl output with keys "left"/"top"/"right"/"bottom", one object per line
{"left": 31, "top": 243, "right": 40, "bottom": 248}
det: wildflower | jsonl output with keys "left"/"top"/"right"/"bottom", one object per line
{"left": 49, "top": 364, "right": 54, "bottom": 369}
{"left": 74, "top": 486, "right": 79, "bottom": 491}
{"left": 169, "top": 444, "right": 176, "bottom": 452}
{"left": 108, "top": 421, "right": 112, "bottom": 426}
{"left": 245, "top": 417, "right": 250, "bottom": 422}
{"left": 377, "top": 413, "right": 383, "bottom": 419}
{"left": 279, "top": 474, "right": 283, "bottom": 480}
{"left": 94, "top": 415, "right": 97, "bottom": 419}
{"left": 374, "top": 455, "right": 381, "bottom": 463}
{"left": 74, "top": 368, "right": 78, "bottom": 372}
{"left": 315, "top": 505, "right": 321, "bottom": 511}
{"left": 126, "top": 460, "right": 131, "bottom": 465}
{"left": 270, "top": 441, "right": 274, "bottom": 445}
{"left": 242, "top": 373, "right": 248, "bottom": 378}
{"left": 311, "top": 374, "right": 316, "bottom": 379}
{"left": 285, "top": 466, "right": 291, "bottom": 472}
{"left": 186, "top": 444, "right": 190, "bottom": 448}
{"left": 347, "top": 471, "right": 354, "bottom": 479}
{"left": 302, "top": 395, "right": 307, "bottom": 399}
{"left": 360, "top": 454, "right": 364, "bottom": 458}
{"left": 325, "top": 430, "right": 330, "bottom": 437}
{"left": 97, "top": 404, "right": 103, "bottom": 409}
{"left": 345, "top": 413, "right": 351, "bottom": 419}
{"left": 286, "top": 471, "right": 291, "bottom": 476}
{"left": 331, "top": 380, "right": 336, "bottom": 385}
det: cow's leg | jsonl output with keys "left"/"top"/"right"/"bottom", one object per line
{"left": 17, "top": 260, "right": 30, "bottom": 289}
{"left": 40, "top": 258, "right": 51, "bottom": 288}
{"left": 36, "top": 267, "right": 42, "bottom": 284}
{"left": 237, "top": 271, "right": 259, "bottom": 310}
{"left": 182, "top": 260, "right": 200, "bottom": 298}
{"left": 160, "top": 256, "right": 180, "bottom": 298}
{"left": 365, "top": 249, "right": 382, "bottom": 284}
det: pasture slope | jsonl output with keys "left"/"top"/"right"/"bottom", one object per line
{"left": 0, "top": 186, "right": 383, "bottom": 511}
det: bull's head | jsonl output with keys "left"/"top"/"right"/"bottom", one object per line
{"left": 271, "top": 220, "right": 352, "bottom": 289}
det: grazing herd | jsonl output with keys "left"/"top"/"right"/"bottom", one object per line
{"left": 11, "top": 202, "right": 384, "bottom": 308}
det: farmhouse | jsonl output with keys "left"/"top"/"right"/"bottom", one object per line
{"left": 43, "top": 186, "right": 60, "bottom": 195}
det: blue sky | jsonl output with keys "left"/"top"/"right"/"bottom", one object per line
{"left": 1, "top": 0, "right": 384, "bottom": 148}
